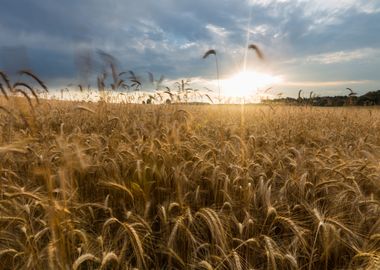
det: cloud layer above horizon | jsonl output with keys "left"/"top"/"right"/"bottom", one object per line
{"left": 1, "top": 0, "right": 379, "bottom": 96}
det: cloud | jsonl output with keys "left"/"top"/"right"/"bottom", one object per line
{"left": 305, "top": 48, "right": 379, "bottom": 64}
{"left": 282, "top": 80, "right": 373, "bottom": 87}
{"left": 206, "top": 24, "right": 230, "bottom": 39}
{"left": 282, "top": 48, "right": 380, "bottom": 65}
{"left": 0, "top": 0, "right": 379, "bottom": 94}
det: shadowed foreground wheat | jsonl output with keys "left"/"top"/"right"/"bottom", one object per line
{"left": 0, "top": 87, "right": 380, "bottom": 269}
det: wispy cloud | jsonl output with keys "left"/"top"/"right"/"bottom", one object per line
{"left": 206, "top": 24, "right": 230, "bottom": 38}
{"left": 282, "top": 80, "right": 373, "bottom": 87}
{"left": 305, "top": 48, "right": 379, "bottom": 64}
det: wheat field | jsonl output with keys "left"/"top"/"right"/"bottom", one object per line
{"left": 0, "top": 94, "right": 380, "bottom": 269}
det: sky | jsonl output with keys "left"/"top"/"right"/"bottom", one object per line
{"left": 1, "top": 0, "right": 380, "bottom": 98}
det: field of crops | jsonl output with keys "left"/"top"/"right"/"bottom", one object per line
{"left": 1, "top": 97, "right": 380, "bottom": 269}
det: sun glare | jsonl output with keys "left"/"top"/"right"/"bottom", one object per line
{"left": 221, "top": 70, "right": 282, "bottom": 98}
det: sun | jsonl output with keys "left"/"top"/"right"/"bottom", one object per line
{"left": 221, "top": 70, "right": 282, "bottom": 98}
